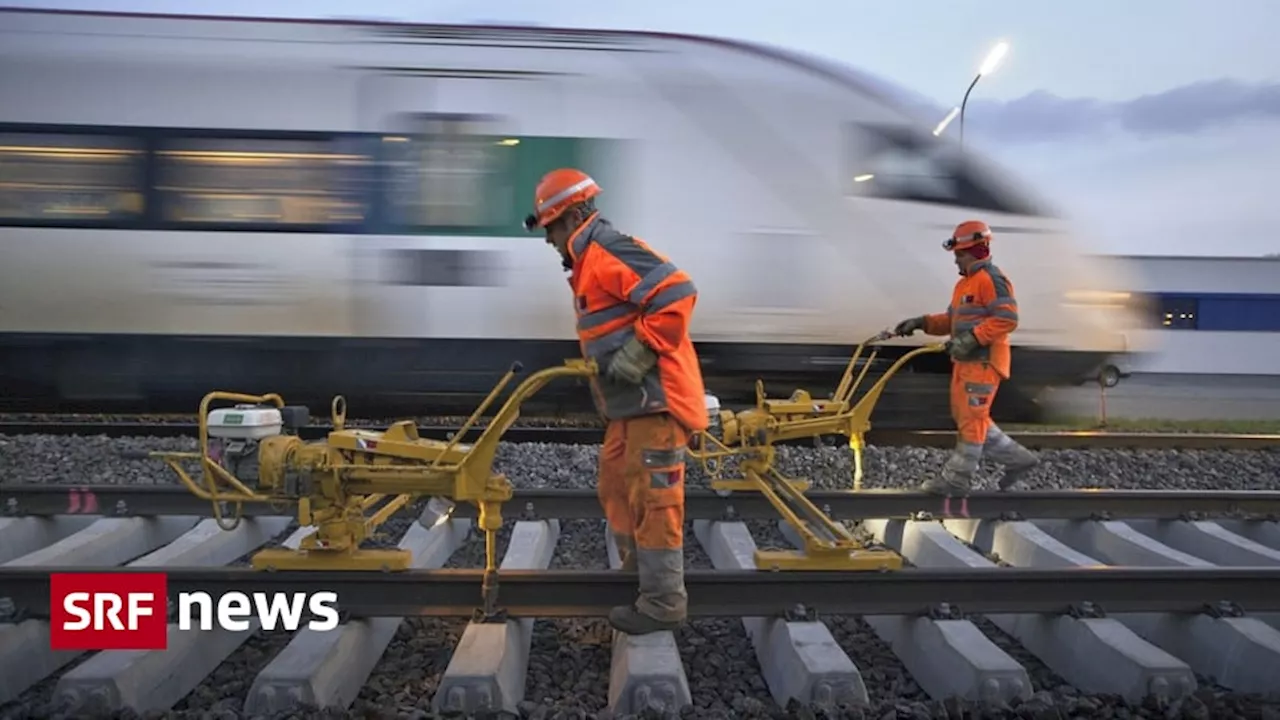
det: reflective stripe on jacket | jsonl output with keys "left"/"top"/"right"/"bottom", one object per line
{"left": 923, "top": 259, "right": 1019, "bottom": 378}
{"left": 566, "top": 213, "right": 709, "bottom": 432}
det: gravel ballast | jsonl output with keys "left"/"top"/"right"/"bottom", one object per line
{"left": 2, "top": 434, "right": 1279, "bottom": 492}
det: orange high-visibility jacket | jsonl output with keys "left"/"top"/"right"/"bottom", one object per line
{"left": 923, "top": 258, "right": 1019, "bottom": 378}
{"left": 565, "top": 213, "right": 709, "bottom": 432}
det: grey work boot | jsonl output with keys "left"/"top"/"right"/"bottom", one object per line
{"left": 612, "top": 531, "right": 638, "bottom": 572}
{"left": 983, "top": 424, "right": 1040, "bottom": 491}
{"left": 609, "top": 547, "right": 687, "bottom": 635}
{"left": 920, "top": 440, "right": 982, "bottom": 497}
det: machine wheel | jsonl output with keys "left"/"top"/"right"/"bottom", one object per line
{"left": 1098, "top": 365, "right": 1121, "bottom": 388}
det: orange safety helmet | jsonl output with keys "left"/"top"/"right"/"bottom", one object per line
{"left": 522, "top": 168, "right": 601, "bottom": 231}
{"left": 942, "top": 220, "right": 992, "bottom": 252}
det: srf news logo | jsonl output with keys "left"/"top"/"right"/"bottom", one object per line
{"left": 49, "top": 573, "right": 341, "bottom": 650}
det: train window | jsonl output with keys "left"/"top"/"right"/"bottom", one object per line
{"left": 384, "top": 128, "right": 616, "bottom": 237}
{"left": 1158, "top": 296, "right": 1198, "bottom": 329}
{"left": 1195, "top": 295, "right": 1280, "bottom": 332}
{"left": 0, "top": 131, "right": 145, "bottom": 224}
{"left": 383, "top": 128, "right": 513, "bottom": 232}
{"left": 154, "top": 136, "right": 370, "bottom": 228}
{"left": 844, "top": 123, "right": 1048, "bottom": 217}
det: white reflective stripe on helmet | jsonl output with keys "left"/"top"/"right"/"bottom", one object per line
{"left": 949, "top": 228, "right": 991, "bottom": 243}
{"left": 536, "top": 177, "right": 597, "bottom": 214}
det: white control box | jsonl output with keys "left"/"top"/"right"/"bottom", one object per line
{"left": 207, "top": 405, "right": 283, "bottom": 440}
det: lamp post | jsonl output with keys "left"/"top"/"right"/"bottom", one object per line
{"left": 958, "top": 40, "right": 1008, "bottom": 150}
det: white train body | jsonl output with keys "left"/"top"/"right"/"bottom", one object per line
{"left": 0, "top": 9, "right": 1148, "bottom": 422}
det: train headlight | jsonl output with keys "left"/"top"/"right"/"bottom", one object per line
{"left": 1063, "top": 289, "right": 1157, "bottom": 331}
{"left": 1061, "top": 290, "right": 1132, "bottom": 309}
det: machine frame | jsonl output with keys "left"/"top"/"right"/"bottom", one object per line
{"left": 144, "top": 330, "right": 943, "bottom": 627}
{"left": 149, "top": 359, "right": 596, "bottom": 619}
{"left": 689, "top": 333, "right": 945, "bottom": 570}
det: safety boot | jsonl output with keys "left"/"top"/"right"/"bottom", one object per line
{"left": 983, "top": 425, "right": 1040, "bottom": 491}
{"left": 920, "top": 441, "right": 981, "bottom": 496}
{"left": 608, "top": 604, "right": 683, "bottom": 635}
{"left": 997, "top": 458, "right": 1039, "bottom": 491}
{"left": 610, "top": 547, "right": 687, "bottom": 635}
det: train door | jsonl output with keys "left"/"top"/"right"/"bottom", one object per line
{"left": 350, "top": 73, "right": 574, "bottom": 348}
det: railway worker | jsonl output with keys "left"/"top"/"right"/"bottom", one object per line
{"left": 523, "top": 168, "right": 708, "bottom": 636}
{"left": 892, "top": 220, "right": 1040, "bottom": 496}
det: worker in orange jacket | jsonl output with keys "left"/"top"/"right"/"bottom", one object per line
{"left": 893, "top": 220, "right": 1040, "bottom": 495}
{"left": 524, "top": 168, "right": 708, "bottom": 635}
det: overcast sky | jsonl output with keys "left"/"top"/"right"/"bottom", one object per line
{"left": 6, "top": 0, "right": 1279, "bottom": 257}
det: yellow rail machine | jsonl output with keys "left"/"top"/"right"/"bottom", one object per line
{"left": 148, "top": 359, "right": 596, "bottom": 618}
{"left": 688, "top": 332, "right": 945, "bottom": 571}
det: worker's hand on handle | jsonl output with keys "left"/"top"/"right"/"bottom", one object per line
{"left": 945, "top": 330, "right": 980, "bottom": 360}
{"left": 606, "top": 336, "right": 658, "bottom": 385}
{"left": 893, "top": 316, "right": 926, "bottom": 337}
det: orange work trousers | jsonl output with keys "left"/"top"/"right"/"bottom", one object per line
{"left": 949, "top": 362, "right": 1002, "bottom": 445}
{"left": 597, "top": 413, "right": 688, "bottom": 553}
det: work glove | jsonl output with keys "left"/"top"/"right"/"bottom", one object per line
{"left": 606, "top": 336, "right": 658, "bottom": 385}
{"left": 946, "top": 330, "right": 980, "bottom": 360}
{"left": 893, "top": 316, "right": 926, "bottom": 336}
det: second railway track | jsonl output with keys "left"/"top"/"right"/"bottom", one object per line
{"left": 3, "top": 419, "right": 1279, "bottom": 450}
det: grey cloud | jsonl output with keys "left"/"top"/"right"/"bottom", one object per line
{"left": 1119, "top": 79, "right": 1280, "bottom": 133}
{"left": 962, "top": 79, "right": 1280, "bottom": 143}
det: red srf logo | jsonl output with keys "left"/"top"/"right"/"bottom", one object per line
{"left": 49, "top": 573, "right": 168, "bottom": 650}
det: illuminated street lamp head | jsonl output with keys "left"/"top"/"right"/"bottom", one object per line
{"left": 933, "top": 106, "right": 960, "bottom": 136}
{"left": 978, "top": 41, "right": 1009, "bottom": 77}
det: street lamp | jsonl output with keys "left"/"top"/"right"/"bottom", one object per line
{"left": 959, "top": 40, "right": 1008, "bottom": 149}
{"left": 933, "top": 106, "right": 960, "bottom": 136}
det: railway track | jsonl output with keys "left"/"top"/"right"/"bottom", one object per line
{"left": 3, "top": 485, "right": 1280, "bottom": 718}
{"left": 2, "top": 419, "right": 1278, "bottom": 450}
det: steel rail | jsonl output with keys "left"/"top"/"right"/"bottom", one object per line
{"left": 5, "top": 566, "right": 1280, "bottom": 618}
{"left": 2, "top": 421, "right": 1278, "bottom": 449}
{"left": 5, "top": 484, "right": 1280, "bottom": 521}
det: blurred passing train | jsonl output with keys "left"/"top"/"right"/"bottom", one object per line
{"left": 0, "top": 8, "right": 1148, "bottom": 427}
